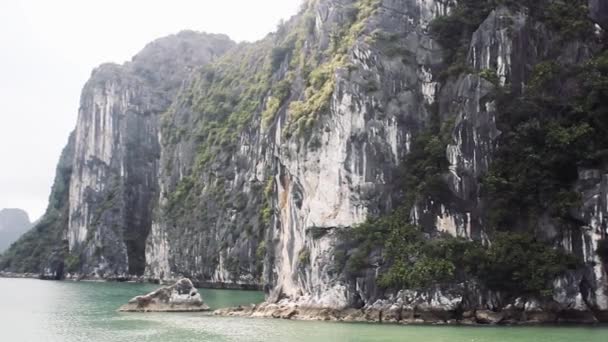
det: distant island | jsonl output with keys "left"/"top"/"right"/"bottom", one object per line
{"left": 0, "top": 209, "right": 31, "bottom": 253}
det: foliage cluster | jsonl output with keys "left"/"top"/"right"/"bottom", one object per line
{"left": 261, "top": 177, "right": 275, "bottom": 226}
{"left": 162, "top": 0, "right": 383, "bottom": 218}
{"left": 255, "top": 241, "right": 267, "bottom": 276}
{"left": 430, "top": 0, "right": 594, "bottom": 79}
{"left": 483, "top": 53, "right": 608, "bottom": 230}
{"left": 280, "top": 0, "right": 381, "bottom": 137}
{"left": 343, "top": 207, "right": 577, "bottom": 296}
{"left": 157, "top": 0, "right": 384, "bottom": 280}
{"left": 64, "top": 254, "right": 81, "bottom": 274}
{"left": 335, "top": 0, "right": 596, "bottom": 296}
{"left": 298, "top": 248, "right": 311, "bottom": 266}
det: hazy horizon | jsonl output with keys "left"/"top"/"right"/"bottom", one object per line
{"left": 0, "top": 0, "right": 302, "bottom": 220}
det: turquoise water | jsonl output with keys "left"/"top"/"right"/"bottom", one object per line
{"left": 0, "top": 278, "right": 607, "bottom": 341}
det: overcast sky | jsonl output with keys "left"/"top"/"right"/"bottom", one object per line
{"left": 0, "top": 0, "right": 302, "bottom": 220}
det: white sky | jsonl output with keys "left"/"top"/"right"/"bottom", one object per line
{"left": 0, "top": 0, "right": 302, "bottom": 220}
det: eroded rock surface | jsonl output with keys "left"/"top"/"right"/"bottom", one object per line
{"left": 119, "top": 278, "right": 209, "bottom": 312}
{"left": 2, "top": 0, "right": 607, "bottom": 325}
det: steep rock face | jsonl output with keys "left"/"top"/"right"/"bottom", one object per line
{"left": 432, "top": 4, "right": 608, "bottom": 317}
{"left": 3, "top": 0, "right": 607, "bottom": 323}
{"left": 257, "top": 0, "right": 608, "bottom": 320}
{"left": 144, "top": 39, "right": 275, "bottom": 286}
{"left": 0, "top": 209, "right": 31, "bottom": 253}
{"left": 269, "top": 0, "right": 453, "bottom": 307}
{"left": 145, "top": 1, "right": 608, "bottom": 320}
{"left": 573, "top": 169, "right": 608, "bottom": 316}
{"left": 66, "top": 32, "right": 235, "bottom": 278}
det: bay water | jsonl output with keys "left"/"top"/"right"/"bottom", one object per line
{"left": 0, "top": 278, "right": 606, "bottom": 342}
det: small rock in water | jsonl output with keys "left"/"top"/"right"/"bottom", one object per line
{"left": 118, "top": 278, "right": 210, "bottom": 312}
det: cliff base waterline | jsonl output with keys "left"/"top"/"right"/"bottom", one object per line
{"left": 214, "top": 302, "right": 607, "bottom": 325}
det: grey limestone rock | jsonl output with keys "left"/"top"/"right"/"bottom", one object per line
{"left": 3, "top": 0, "right": 608, "bottom": 324}
{"left": 119, "top": 278, "right": 209, "bottom": 312}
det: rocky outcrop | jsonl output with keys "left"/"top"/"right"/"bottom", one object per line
{"left": 119, "top": 278, "right": 209, "bottom": 312}
{"left": 2, "top": 0, "right": 608, "bottom": 325}
{"left": 214, "top": 300, "right": 587, "bottom": 325}
{"left": 213, "top": 0, "right": 607, "bottom": 323}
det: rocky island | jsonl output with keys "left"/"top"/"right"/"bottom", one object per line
{"left": 1, "top": 0, "right": 608, "bottom": 325}
{"left": 0, "top": 209, "right": 31, "bottom": 253}
{"left": 119, "top": 278, "right": 209, "bottom": 312}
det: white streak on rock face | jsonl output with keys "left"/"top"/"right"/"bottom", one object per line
{"left": 306, "top": 234, "right": 349, "bottom": 307}
{"left": 272, "top": 86, "right": 370, "bottom": 302}
{"left": 416, "top": 0, "right": 454, "bottom": 28}
{"left": 446, "top": 9, "right": 524, "bottom": 202}
{"left": 387, "top": 117, "right": 400, "bottom": 164}
{"left": 294, "top": 90, "right": 369, "bottom": 229}
{"left": 270, "top": 35, "right": 418, "bottom": 303}
{"left": 435, "top": 205, "right": 471, "bottom": 239}
{"left": 584, "top": 212, "right": 608, "bottom": 310}
{"left": 472, "top": 46, "right": 477, "bottom": 69}
{"left": 144, "top": 222, "right": 171, "bottom": 280}
{"left": 213, "top": 253, "right": 232, "bottom": 284}
{"left": 281, "top": 230, "right": 351, "bottom": 309}
{"left": 553, "top": 275, "right": 590, "bottom": 311}
{"left": 420, "top": 66, "right": 437, "bottom": 104}
{"left": 495, "top": 28, "right": 511, "bottom": 87}
{"left": 447, "top": 142, "right": 462, "bottom": 194}
{"left": 275, "top": 115, "right": 282, "bottom": 149}
{"left": 467, "top": 8, "right": 523, "bottom": 84}
{"left": 595, "top": 24, "right": 603, "bottom": 37}
{"left": 436, "top": 211, "right": 458, "bottom": 237}
{"left": 273, "top": 173, "right": 303, "bottom": 299}
{"left": 69, "top": 76, "right": 124, "bottom": 250}
{"left": 570, "top": 169, "right": 608, "bottom": 311}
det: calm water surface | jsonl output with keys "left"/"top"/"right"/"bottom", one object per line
{"left": 0, "top": 278, "right": 607, "bottom": 342}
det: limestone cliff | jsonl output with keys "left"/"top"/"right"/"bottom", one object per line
{"left": 2, "top": 0, "right": 608, "bottom": 324}
{"left": 66, "top": 31, "right": 234, "bottom": 278}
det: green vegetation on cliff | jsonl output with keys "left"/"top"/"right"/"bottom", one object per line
{"left": 157, "top": 0, "right": 383, "bottom": 281}
{"left": 336, "top": 0, "right": 600, "bottom": 298}
{"left": 1, "top": 0, "right": 603, "bottom": 301}
{"left": 430, "top": 0, "right": 594, "bottom": 78}
{"left": 276, "top": 0, "right": 382, "bottom": 137}
{"left": 375, "top": 221, "right": 577, "bottom": 296}
{"left": 340, "top": 163, "right": 579, "bottom": 297}
{"left": 483, "top": 54, "right": 608, "bottom": 230}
